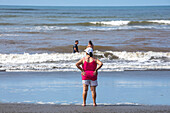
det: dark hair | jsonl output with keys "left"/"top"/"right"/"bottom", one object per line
{"left": 75, "top": 40, "right": 78, "bottom": 42}
{"left": 89, "top": 52, "right": 93, "bottom": 57}
{"left": 89, "top": 40, "right": 93, "bottom": 46}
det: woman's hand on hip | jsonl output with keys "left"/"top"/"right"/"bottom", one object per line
{"left": 81, "top": 71, "right": 86, "bottom": 76}
{"left": 93, "top": 70, "right": 98, "bottom": 76}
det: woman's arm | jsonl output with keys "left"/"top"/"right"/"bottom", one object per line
{"left": 76, "top": 58, "right": 85, "bottom": 75}
{"left": 95, "top": 59, "right": 103, "bottom": 71}
{"left": 94, "top": 59, "right": 103, "bottom": 75}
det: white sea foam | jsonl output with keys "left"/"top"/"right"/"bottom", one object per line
{"left": 90, "top": 20, "right": 170, "bottom": 26}
{"left": 0, "top": 34, "right": 19, "bottom": 36}
{"left": 33, "top": 101, "right": 141, "bottom": 106}
{"left": 148, "top": 20, "right": 170, "bottom": 25}
{"left": 104, "top": 51, "right": 170, "bottom": 61}
{"left": 33, "top": 26, "right": 69, "bottom": 31}
{"left": 89, "top": 26, "right": 170, "bottom": 31}
{"left": 115, "top": 102, "right": 140, "bottom": 106}
{"left": 0, "top": 51, "right": 170, "bottom": 72}
{"left": 36, "top": 101, "right": 45, "bottom": 104}
{"left": 90, "top": 20, "right": 130, "bottom": 26}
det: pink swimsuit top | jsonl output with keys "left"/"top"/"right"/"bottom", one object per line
{"left": 81, "top": 57, "right": 97, "bottom": 81}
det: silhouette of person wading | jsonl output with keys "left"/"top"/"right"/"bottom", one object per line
{"left": 73, "top": 40, "right": 79, "bottom": 53}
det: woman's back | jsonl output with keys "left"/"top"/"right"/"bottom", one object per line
{"left": 82, "top": 57, "right": 97, "bottom": 71}
{"left": 81, "top": 57, "right": 97, "bottom": 81}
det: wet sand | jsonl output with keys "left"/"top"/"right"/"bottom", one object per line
{"left": 0, "top": 103, "right": 170, "bottom": 113}
{"left": 1, "top": 71, "right": 170, "bottom": 105}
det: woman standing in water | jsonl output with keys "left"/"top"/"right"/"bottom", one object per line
{"left": 76, "top": 47, "right": 103, "bottom": 106}
{"left": 87, "top": 40, "right": 94, "bottom": 50}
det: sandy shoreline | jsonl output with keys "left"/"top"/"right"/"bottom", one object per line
{"left": 0, "top": 103, "right": 170, "bottom": 113}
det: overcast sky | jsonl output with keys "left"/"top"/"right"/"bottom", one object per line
{"left": 0, "top": 0, "right": 170, "bottom": 6}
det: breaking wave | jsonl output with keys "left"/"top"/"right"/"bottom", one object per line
{"left": 90, "top": 21, "right": 130, "bottom": 26}
{"left": 0, "top": 51, "right": 170, "bottom": 72}
{"left": 90, "top": 20, "right": 170, "bottom": 26}
{"left": 1, "top": 20, "right": 170, "bottom": 26}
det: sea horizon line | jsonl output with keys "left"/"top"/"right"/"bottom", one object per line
{"left": 0, "top": 4, "right": 170, "bottom": 7}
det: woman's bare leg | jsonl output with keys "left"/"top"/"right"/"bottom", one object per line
{"left": 90, "top": 86, "right": 97, "bottom": 106}
{"left": 82, "top": 84, "right": 88, "bottom": 106}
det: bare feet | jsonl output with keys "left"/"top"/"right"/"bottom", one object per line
{"left": 93, "top": 103, "right": 97, "bottom": 107}
{"left": 82, "top": 104, "right": 86, "bottom": 107}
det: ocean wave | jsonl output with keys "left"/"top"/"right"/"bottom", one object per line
{"left": 78, "top": 16, "right": 119, "bottom": 18}
{"left": 0, "top": 23, "right": 16, "bottom": 25}
{"left": 0, "top": 15, "right": 22, "bottom": 18}
{"left": 148, "top": 20, "right": 170, "bottom": 24}
{"left": 1, "top": 25, "right": 170, "bottom": 33}
{"left": 0, "top": 51, "right": 170, "bottom": 72}
{"left": 90, "top": 21, "right": 130, "bottom": 26}
{"left": 1, "top": 20, "right": 170, "bottom": 26}
{"left": 0, "top": 19, "right": 170, "bottom": 30}
{"left": 90, "top": 20, "right": 170, "bottom": 26}
{"left": 0, "top": 8, "right": 38, "bottom": 11}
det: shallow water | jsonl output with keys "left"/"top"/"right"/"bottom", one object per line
{"left": 0, "top": 71, "right": 170, "bottom": 105}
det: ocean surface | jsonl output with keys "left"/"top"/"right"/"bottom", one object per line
{"left": 0, "top": 71, "right": 170, "bottom": 105}
{"left": 0, "top": 6, "right": 170, "bottom": 106}
{"left": 0, "top": 5, "right": 170, "bottom": 71}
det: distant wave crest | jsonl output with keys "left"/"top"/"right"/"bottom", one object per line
{"left": 90, "top": 20, "right": 170, "bottom": 26}
{"left": 90, "top": 21, "right": 130, "bottom": 26}
{"left": 1, "top": 20, "right": 170, "bottom": 27}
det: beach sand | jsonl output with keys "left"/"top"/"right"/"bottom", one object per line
{"left": 0, "top": 103, "right": 170, "bottom": 113}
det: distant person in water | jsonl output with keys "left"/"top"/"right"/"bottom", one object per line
{"left": 87, "top": 40, "right": 94, "bottom": 50}
{"left": 73, "top": 40, "right": 79, "bottom": 53}
{"left": 76, "top": 47, "right": 103, "bottom": 106}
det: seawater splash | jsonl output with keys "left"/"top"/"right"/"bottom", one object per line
{"left": 0, "top": 51, "right": 170, "bottom": 72}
